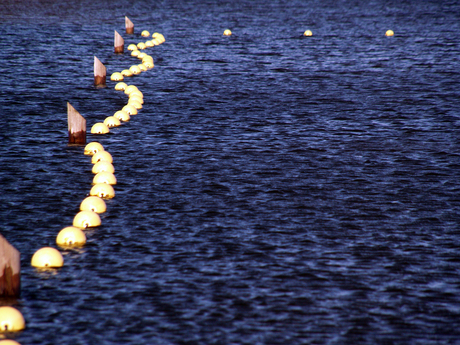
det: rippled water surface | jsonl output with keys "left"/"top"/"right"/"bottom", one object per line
{"left": 1, "top": 0, "right": 460, "bottom": 344}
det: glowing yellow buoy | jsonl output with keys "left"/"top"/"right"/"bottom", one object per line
{"left": 122, "top": 104, "right": 138, "bottom": 115}
{"left": 124, "top": 85, "right": 139, "bottom": 95}
{"left": 129, "top": 90, "right": 143, "bottom": 99}
{"left": 145, "top": 40, "right": 154, "bottom": 48}
{"left": 153, "top": 33, "right": 165, "bottom": 43}
{"left": 137, "top": 42, "right": 146, "bottom": 50}
{"left": 114, "top": 110, "right": 130, "bottom": 122}
{"left": 138, "top": 64, "right": 147, "bottom": 72}
{"left": 92, "top": 161, "right": 115, "bottom": 174}
{"left": 0, "top": 340, "right": 22, "bottom": 345}
{"left": 0, "top": 307, "right": 25, "bottom": 332}
{"left": 304, "top": 30, "right": 312, "bottom": 36}
{"left": 131, "top": 50, "right": 140, "bottom": 57}
{"left": 121, "top": 69, "right": 133, "bottom": 77}
{"left": 84, "top": 142, "right": 104, "bottom": 156}
{"left": 104, "top": 116, "right": 121, "bottom": 128}
{"left": 129, "top": 95, "right": 144, "bottom": 104}
{"left": 385, "top": 30, "right": 394, "bottom": 37}
{"left": 143, "top": 61, "right": 154, "bottom": 69}
{"left": 141, "top": 30, "right": 150, "bottom": 37}
{"left": 56, "top": 226, "right": 86, "bottom": 247}
{"left": 90, "top": 183, "right": 115, "bottom": 199}
{"left": 223, "top": 29, "right": 232, "bottom": 36}
{"left": 129, "top": 65, "right": 141, "bottom": 75}
{"left": 73, "top": 210, "right": 101, "bottom": 229}
{"left": 137, "top": 52, "right": 147, "bottom": 59}
{"left": 142, "top": 56, "right": 153, "bottom": 63}
{"left": 91, "top": 123, "right": 110, "bottom": 134}
{"left": 80, "top": 196, "right": 107, "bottom": 213}
{"left": 31, "top": 247, "right": 63, "bottom": 268}
{"left": 127, "top": 43, "right": 138, "bottom": 51}
{"left": 93, "top": 171, "right": 117, "bottom": 185}
{"left": 152, "top": 38, "right": 161, "bottom": 46}
{"left": 91, "top": 150, "right": 113, "bottom": 164}
{"left": 128, "top": 99, "right": 143, "bottom": 110}
{"left": 115, "top": 82, "right": 128, "bottom": 91}
{"left": 110, "top": 72, "right": 124, "bottom": 81}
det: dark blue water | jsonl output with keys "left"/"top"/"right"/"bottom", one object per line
{"left": 1, "top": 0, "right": 460, "bottom": 344}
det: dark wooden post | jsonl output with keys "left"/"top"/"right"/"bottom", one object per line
{"left": 94, "top": 56, "right": 106, "bottom": 87}
{"left": 125, "top": 16, "right": 134, "bottom": 34}
{"left": 115, "top": 30, "right": 124, "bottom": 54}
{"left": 0, "top": 234, "right": 20, "bottom": 298}
{"left": 68, "top": 102, "right": 86, "bottom": 145}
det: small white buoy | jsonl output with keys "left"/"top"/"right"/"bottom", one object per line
{"left": 110, "top": 72, "right": 124, "bottom": 81}
{"left": 80, "top": 196, "right": 107, "bottom": 213}
{"left": 73, "top": 210, "right": 101, "bottom": 229}
{"left": 93, "top": 171, "right": 117, "bottom": 185}
{"left": 303, "top": 30, "right": 312, "bottom": 36}
{"left": 56, "top": 226, "right": 86, "bottom": 247}
{"left": 31, "top": 247, "right": 63, "bottom": 268}
{"left": 0, "top": 306, "right": 25, "bottom": 332}
{"left": 223, "top": 29, "right": 232, "bottom": 36}
{"left": 84, "top": 142, "right": 104, "bottom": 156}
{"left": 91, "top": 150, "right": 113, "bottom": 164}
{"left": 90, "top": 183, "right": 115, "bottom": 199}
{"left": 92, "top": 161, "right": 115, "bottom": 174}
{"left": 385, "top": 29, "right": 394, "bottom": 37}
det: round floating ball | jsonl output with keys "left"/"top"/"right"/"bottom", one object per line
{"left": 104, "top": 116, "right": 121, "bottom": 128}
{"left": 142, "top": 61, "right": 154, "bottom": 69}
{"left": 114, "top": 82, "right": 127, "bottom": 91}
{"left": 137, "top": 42, "right": 146, "bottom": 50}
{"left": 93, "top": 172, "right": 117, "bottom": 185}
{"left": 129, "top": 90, "right": 143, "bottom": 99}
{"left": 124, "top": 85, "right": 139, "bottom": 95}
{"left": 110, "top": 72, "right": 124, "bottom": 81}
{"left": 138, "top": 64, "right": 147, "bottom": 72}
{"left": 142, "top": 55, "right": 153, "bottom": 63}
{"left": 92, "top": 161, "right": 115, "bottom": 174}
{"left": 127, "top": 44, "right": 138, "bottom": 51}
{"left": 141, "top": 30, "right": 150, "bottom": 37}
{"left": 129, "top": 65, "right": 141, "bottom": 75}
{"left": 73, "top": 211, "right": 101, "bottom": 229}
{"left": 128, "top": 99, "right": 143, "bottom": 110}
{"left": 90, "top": 183, "right": 115, "bottom": 199}
{"left": 84, "top": 142, "right": 104, "bottom": 156}
{"left": 137, "top": 52, "right": 147, "bottom": 60}
{"left": 80, "top": 196, "right": 107, "bottom": 213}
{"left": 0, "top": 340, "right": 22, "bottom": 345}
{"left": 223, "top": 29, "right": 232, "bottom": 36}
{"left": 91, "top": 123, "right": 110, "bottom": 134}
{"left": 304, "top": 30, "right": 312, "bottom": 36}
{"left": 121, "top": 69, "right": 133, "bottom": 77}
{"left": 56, "top": 226, "right": 86, "bottom": 247}
{"left": 122, "top": 104, "right": 138, "bottom": 115}
{"left": 152, "top": 38, "right": 161, "bottom": 46}
{"left": 385, "top": 29, "right": 394, "bottom": 37}
{"left": 145, "top": 40, "right": 154, "bottom": 48}
{"left": 153, "top": 33, "right": 165, "bottom": 43}
{"left": 114, "top": 110, "right": 130, "bottom": 122}
{"left": 129, "top": 95, "right": 144, "bottom": 104}
{"left": 0, "top": 307, "right": 25, "bottom": 332}
{"left": 131, "top": 50, "right": 140, "bottom": 57}
{"left": 31, "top": 247, "right": 63, "bottom": 268}
{"left": 91, "top": 150, "right": 113, "bottom": 164}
